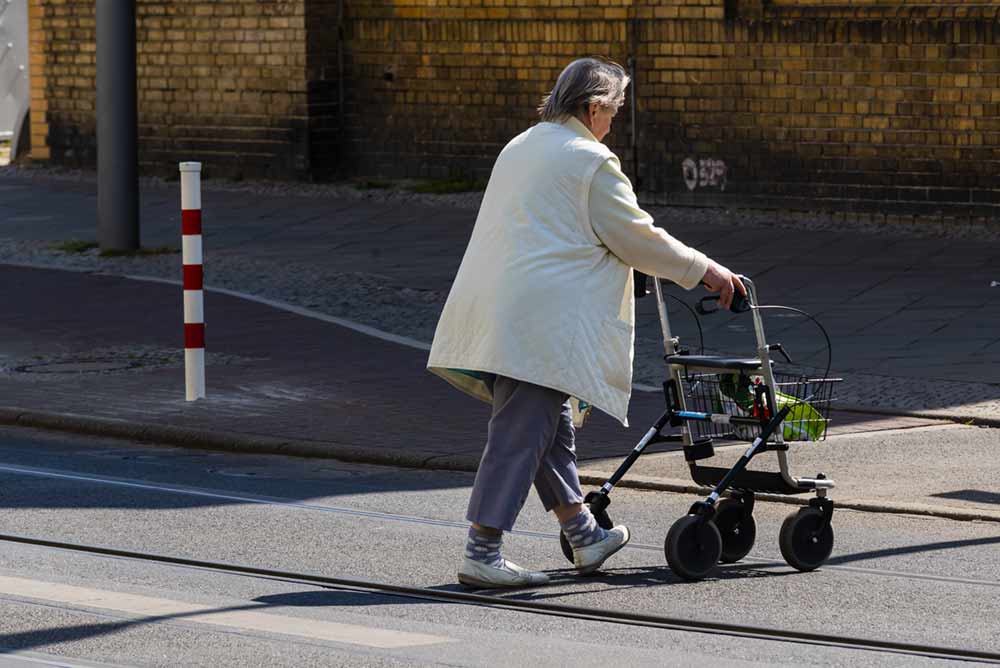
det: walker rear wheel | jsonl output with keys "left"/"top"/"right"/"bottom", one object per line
{"left": 778, "top": 507, "right": 834, "bottom": 572}
{"left": 664, "top": 514, "right": 722, "bottom": 581}
{"left": 559, "top": 503, "right": 614, "bottom": 564}
{"left": 715, "top": 498, "right": 757, "bottom": 564}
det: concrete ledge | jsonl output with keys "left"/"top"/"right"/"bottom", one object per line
{"left": 832, "top": 403, "right": 1000, "bottom": 429}
{"left": 2, "top": 406, "right": 998, "bottom": 524}
{"left": 0, "top": 406, "right": 470, "bottom": 472}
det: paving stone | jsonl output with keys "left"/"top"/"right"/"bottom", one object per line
{"left": 0, "top": 172, "right": 998, "bottom": 422}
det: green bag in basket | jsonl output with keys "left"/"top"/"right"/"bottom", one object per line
{"left": 719, "top": 374, "right": 827, "bottom": 442}
{"left": 774, "top": 389, "right": 828, "bottom": 442}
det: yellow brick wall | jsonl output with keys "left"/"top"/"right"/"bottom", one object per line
{"left": 639, "top": 3, "right": 1000, "bottom": 213}
{"left": 340, "top": 1, "right": 651, "bottom": 179}
{"left": 33, "top": 0, "right": 311, "bottom": 178}
{"left": 27, "top": 1, "right": 49, "bottom": 160}
{"left": 335, "top": 0, "right": 1000, "bottom": 218}
{"left": 30, "top": 0, "right": 1000, "bottom": 219}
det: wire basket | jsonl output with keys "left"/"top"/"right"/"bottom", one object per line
{"left": 682, "top": 370, "right": 841, "bottom": 443}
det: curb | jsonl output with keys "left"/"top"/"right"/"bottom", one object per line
{"left": 0, "top": 406, "right": 480, "bottom": 473}
{"left": 2, "top": 406, "right": 998, "bottom": 525}
{"left": 832, "top": 403, "right": 1000, "bottom": 429}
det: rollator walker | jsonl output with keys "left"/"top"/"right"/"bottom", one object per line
{"left": 561, "top": 274, "right": 840, "bottom": 580}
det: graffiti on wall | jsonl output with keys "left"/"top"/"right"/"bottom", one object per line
{"left": 682, "top": 158, "right": 727, "bottom": 192}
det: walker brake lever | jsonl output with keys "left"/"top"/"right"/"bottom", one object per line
{"left": 696, "top": 297, "right": 719, "bottom": 316}
{"left": 697, "top": 289, "right": 751, "bottom": 315}
{"left": 768, "top": 343, "right": 794, "bottom": 364}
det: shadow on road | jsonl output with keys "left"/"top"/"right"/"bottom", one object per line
{"left": 0, "top": 602, "right": 266, "bottom": 656}
{"left": 826, "top": 534, "right": 1000, "bottom": 567}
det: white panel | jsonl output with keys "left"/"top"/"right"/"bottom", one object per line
{"left": 180, "top": 169, "right": 201, "bottom": 210}
{"left": 185, "top": 348, "right": 206, "bottom": 401}
{"left": 181, "top": 235, "right": 202, "bottom": 265}
{"left": 0, "top": 46, "right": 18, "bottom": 97}
{"left": 0, "top": 0, "right": 29, "bottom": 147}
{"left": 183, "top": 290, "right": 204, "bottom": 324}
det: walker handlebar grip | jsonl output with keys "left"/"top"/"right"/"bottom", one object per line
{"left": 697, "top": 279, "right": 751, "bottom": 315}
{"left": 730, "top": 287, "right": 751, "bottom": 313}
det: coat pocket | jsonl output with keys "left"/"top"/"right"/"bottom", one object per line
{"left": 597, "top": 318, "right": 633, "bottom": 393}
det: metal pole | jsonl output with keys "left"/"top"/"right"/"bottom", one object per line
{"left": 629, "top": 55, "right": 638, "bottom": 187}
{"left": 628, "top": 17, "right": 640, "bottom": 190}
{"left": 337, "top": 0, "right": 345, "bottom": 135}
{"left": 96, "top": 0, "right": 139, "bottom": 251}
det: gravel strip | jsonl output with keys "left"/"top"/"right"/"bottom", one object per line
{"left": 6, "top": 162, "right": 1000, "bottom": 241}
{"left": 0, "top": 163, "right": 488, "bottom": 211}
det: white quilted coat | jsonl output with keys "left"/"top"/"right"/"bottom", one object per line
{"left": 427, "top": 118, "right": 708, "bottom": 425}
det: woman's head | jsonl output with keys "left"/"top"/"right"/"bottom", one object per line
{"left": 537, "top": 58, "right": 630, "bottom": 141}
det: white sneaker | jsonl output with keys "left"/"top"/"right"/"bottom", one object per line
{"left": 457, "top": 557, "right": 550, "bottom": 589}
{"left": 573, "top": 525, "right": 631, "bottom": 575}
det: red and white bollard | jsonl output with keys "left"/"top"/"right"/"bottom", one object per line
{"left": 180, "top": 162, "right": 206, "bottom": 401}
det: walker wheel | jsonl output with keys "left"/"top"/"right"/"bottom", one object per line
{"left": 715, "top": 498, "right": 757, "bottom": 564}
{"left": 664, "top": 514, "right": 722, "bottom": 581}
{"left": 778, "top": 507, "right": 834, "bottom": 572}
{"left": 559, "top": 503, "right": 614, "bottom": 564}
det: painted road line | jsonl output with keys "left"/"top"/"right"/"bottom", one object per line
{"left": 0, "top": 649, "right": 128, "bottom": 667}
{"left": 0, "top": 575, "right": 450, "bottom": 649}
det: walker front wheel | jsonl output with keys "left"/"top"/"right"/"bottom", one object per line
{"left": 559, "top": 502, "right": 613, "bottom": 564}
{"left": 778, "top": 507, "right": 834, "bottom": 572}
{"left": 664, "top": 514, "right": 722, "bottom": 581}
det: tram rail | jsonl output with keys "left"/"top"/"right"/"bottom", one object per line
{"left": 0, "top": 531, "right": 998, "bottom": 664}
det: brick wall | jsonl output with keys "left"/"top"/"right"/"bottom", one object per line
{"left": 303, "top": 0, "right": 345, "bottom": 178}
{"left": 27, "top": 1, "right": 49, "bottom": 160}
{"left": 31, "top": 0, "right": 312, "bottom": 179}
{"left": 330, "top": 0, "right": 1000, "bottom": 218}
{"left": 650, "top": 0, "right": 1000, "bottom": 216}
{"left": 30, "top": 0, "right": 93, "bottom": 166}
{"left": 28, "top": 0, "right": 1000, "bottom": 220}
{"left": 337, "top": 0, "right": 671, "bottom": 179}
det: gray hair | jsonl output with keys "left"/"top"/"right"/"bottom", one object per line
{"left": 537, "top": 58, "right": 630, "bottom": 122}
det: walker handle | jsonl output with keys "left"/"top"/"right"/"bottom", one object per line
{"left": 696, "top": 278, "right": 751, "bottom": 315}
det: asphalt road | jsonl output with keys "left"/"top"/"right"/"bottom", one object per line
{"left": 0, "top": 426, "right": 998, "bottom": 667}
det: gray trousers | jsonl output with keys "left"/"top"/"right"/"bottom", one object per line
{"left": 466, "top": 375, "right": 585, "bottom": 531}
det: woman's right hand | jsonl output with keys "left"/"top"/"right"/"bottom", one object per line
{"left": 701, "top": 260, "right": 746, "bottom": 311}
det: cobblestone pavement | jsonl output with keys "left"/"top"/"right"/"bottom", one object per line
{"left": 1, "top": 168, "right": 1000, "bottom": 421}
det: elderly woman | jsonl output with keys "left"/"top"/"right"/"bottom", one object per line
{"left": 428, "top": 58, "right": 744, "bottom": 588}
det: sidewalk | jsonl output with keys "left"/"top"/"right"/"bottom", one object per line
{"left": 1, "top": 171, "right": 999, "bottom": 521}
{"left": 1, "top": 263, "right": 996, "bottom": 522}
{"left": 2, "top": 170, "right": 999, "bottom": 420}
